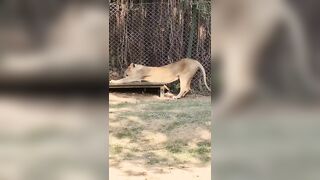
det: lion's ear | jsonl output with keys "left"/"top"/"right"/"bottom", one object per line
{"left": 129, "top": 63, "right": 135, "bottom": 68}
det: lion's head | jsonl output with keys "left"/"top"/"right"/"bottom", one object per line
{"left": 124, "top": 63, "right": 144, "bottom": 77}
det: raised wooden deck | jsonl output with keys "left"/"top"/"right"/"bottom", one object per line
{"left": 109, "top": 82, "right": 167, "bottom": 97}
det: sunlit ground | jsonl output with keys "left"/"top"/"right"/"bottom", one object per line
{"left": 109, "top": 92, "right": 211, "bottom": 180}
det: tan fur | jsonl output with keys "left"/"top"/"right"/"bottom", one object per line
{"left": 110, "top": 58, "right": 211, "bottom": 99}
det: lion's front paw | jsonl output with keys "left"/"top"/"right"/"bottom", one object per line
{"left": 110, "top": 80, "right": 120, "bottom": 84}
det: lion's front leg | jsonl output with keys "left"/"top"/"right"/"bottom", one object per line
{"left": 109, "top": 77, "right": 141, "bottom": 84}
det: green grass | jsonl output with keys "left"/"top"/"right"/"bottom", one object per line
{"left": 165, "top": 121, "right": 185, "bottom": 131}
{"left": 110, "top": 145, "right": 124, "bottom": 154}
{"left": 111, "top": 102, "right": 132, "bottom": 109}
{"left": 109, "top": 96, "right": 211, "bottom": 166}
{"left": 114, "top": 126, "right": 143, "bottom": 140}
{"left": 165, "top": 140, "right": 188, "bottom": 153}
{"left": 144, "top": 152, "right": 168, "bottom": 165}
{"left": 188, "top": 141, "right": 211, "bottom": 162}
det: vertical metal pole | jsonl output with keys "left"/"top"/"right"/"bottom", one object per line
{"left": 160, "top": 86, "right": 165, "bottom": 98}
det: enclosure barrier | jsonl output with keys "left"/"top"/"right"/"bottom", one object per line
{"left": 109, "top": 1, "right": 211, "bottom": 93}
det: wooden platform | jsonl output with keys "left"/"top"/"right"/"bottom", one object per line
{"left": 109, "top": 82, "right": 166, "bottom": 97}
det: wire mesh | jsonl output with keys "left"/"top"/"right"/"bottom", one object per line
{"left": 109, "top": 1, "right": 211, "bottom": 92}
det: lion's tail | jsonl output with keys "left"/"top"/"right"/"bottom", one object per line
{"left": 196, "top": 61, "right": 211, "bottom": 92}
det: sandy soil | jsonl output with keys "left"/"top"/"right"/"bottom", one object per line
{"left": 109, "top": 92, "right": 211, "bottom": 180}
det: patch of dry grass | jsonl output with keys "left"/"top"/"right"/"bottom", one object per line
{"left": 109, "top": 93, "right": 211, "bottom": 179}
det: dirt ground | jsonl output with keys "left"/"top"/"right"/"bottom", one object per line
{"left": 109, "top": 92, "right": 211, "bottom": 180}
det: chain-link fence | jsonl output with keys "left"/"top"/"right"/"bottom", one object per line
{"left": 109, "top": 1, "right": 211, "bottom": 92}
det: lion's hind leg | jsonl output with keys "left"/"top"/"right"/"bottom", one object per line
{"left": 173, "top": 77, "right": 191, "bottom": 99}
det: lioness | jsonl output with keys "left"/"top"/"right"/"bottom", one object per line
{"left": 110, "top": 58, "right": 211, "bottom": 99}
